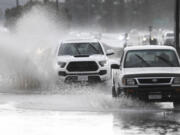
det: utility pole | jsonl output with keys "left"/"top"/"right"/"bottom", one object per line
{"left": 87, "top": 0, "right": 90, "bottom": 24}
{"left": 175, "top": 0, "right": 180, "bottom": 54}
{"left": 16, "top": 0, "right": 19, "bottom": 8}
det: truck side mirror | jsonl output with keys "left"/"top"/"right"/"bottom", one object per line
{"left": 111, "top": 64, "right": 120, "bottom": 69}
{"left": 106, "top": 49, "right": 114, "bottom": 56}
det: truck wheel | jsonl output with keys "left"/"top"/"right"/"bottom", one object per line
{"left": 117, "top": 87, "right": 122, "bottom": 97}
{"left": 112, "top": 86, "right": 117, "bottom": 98}
{"left": 173, "top": 101, "right": 180, "bottom": 109}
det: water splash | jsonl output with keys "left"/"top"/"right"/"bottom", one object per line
{"left": 0, "top": 6, "right": 67, "bottom": 91}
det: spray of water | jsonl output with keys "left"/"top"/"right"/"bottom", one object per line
{"left": 0, "top": 6, "right": 67, "bottom": 91}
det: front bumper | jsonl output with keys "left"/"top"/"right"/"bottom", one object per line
{"left": 122, "top": 85, "right": 180, "bottom": 102}
{"left": 58, "top": 70, "right": 110, "bottom": 82}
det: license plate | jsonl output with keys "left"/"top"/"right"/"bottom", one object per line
{"left": 148, "top": 95, "right": 162, "bottom": 100}
{"left": 78, "top": 76, "right": 88, "bottom": 81}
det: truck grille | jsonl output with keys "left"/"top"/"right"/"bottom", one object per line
{"left": 138, "top": 78, "right": 171, "bottom": 84}
{"left": 67, "top": 61, "right": 98, "bottom": 72}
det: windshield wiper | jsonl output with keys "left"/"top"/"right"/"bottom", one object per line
{"left": 156, "top": 56, "right": 174, "bottom": 67}
{"left": 135, "top": 54, "right": 151, "bottom": 67}
{"left": 74, "top": 47, "right": 81, "bottom": 55}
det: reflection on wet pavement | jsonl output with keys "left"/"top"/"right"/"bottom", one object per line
{"left": 113, "top": 109, "right": 180, "bottom": 135}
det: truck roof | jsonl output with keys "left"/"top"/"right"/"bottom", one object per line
{"left": 62, "top": 38, "right": 99, "bottom": 44}
{"left": 124, "top": 45, "right": 176, "bottom": 51}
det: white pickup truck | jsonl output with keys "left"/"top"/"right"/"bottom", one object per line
{"left": 111, "top": 45, "right": 180, "bottom": 108}
{"left": 55, "top": 39, "right": 114, "bottom": 82}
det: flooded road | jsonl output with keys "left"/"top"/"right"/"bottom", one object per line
{"left": 0, "top": 84, "right": 180, "bottom": 135}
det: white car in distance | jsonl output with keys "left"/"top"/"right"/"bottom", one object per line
{"left": 163, "top": 32, "right": 174, "bottom": 46}
{"left": 55, "top": 39, "right": 114, "bottom": 82}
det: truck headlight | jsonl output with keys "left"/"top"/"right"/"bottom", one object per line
{"left": 123, "top": 78, "right": 136, "bottom": 86}
{"left": 173, "top": 77, "right": 180, "bottom": 84}
{"left": 57, "top": 62, "right": 66, "bottom": 68}
{"left": 99, "top": 60, "right": 107, "bottom": 67}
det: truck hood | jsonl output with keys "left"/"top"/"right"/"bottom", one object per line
{"left": 123, "top": 67, "right": 180, "bottom": 75}
{"left": 56, "top": 55, "right": 107, "bottom": 62}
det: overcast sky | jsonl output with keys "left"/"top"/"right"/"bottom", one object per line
{"left": 0, "top": 0, "right": 64, "bottom": 12}
{"left": 0, "top": 0, "right": 64, "bottom": 20}
{"left": 0, "top": 0, "right": 29, "bottom": 12}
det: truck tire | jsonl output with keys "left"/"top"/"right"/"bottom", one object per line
{"left": 112, "top": 86, "right": 117, "bottom": 98}
{"left": 173, "top": 101, "right": 180, "bottom": 109}
{"left": 117, "top": 87, "right": 122, "bottom": 97}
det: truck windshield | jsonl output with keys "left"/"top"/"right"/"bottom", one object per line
{"left": 124, "top": 50, "right": 180, "bottom": 68}
{"left": 58, "top": 42, "right": 104, "bottom": 56}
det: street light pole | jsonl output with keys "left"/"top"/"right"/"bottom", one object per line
{"left": 175, "top": 0, "right": 180, "bottom": 54}
{"left": 87, "top": 0, "right": 90, "bottom": 24}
